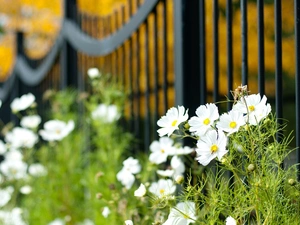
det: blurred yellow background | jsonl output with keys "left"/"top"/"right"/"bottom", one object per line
{"left": 0, "top": 0, "right": 296, "bottom": 99}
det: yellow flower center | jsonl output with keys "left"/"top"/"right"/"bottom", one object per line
{"left": 160, "top": 149, "right": 165, "bottom": 153}
{"left": 171, "top": 120, "right": 177, "bottom": 127}
{"left": 211, "top": 144, "right": 218, "bottom": 153}
{"left": 159, "top": 189, "right": 165, "bottom": 194}
{"left": 203, "top": 118, "right": 210, "bottom": 125}
{"left": 249, "top": 105, "right": 255, "bottom": 112}
{"left": 230, "top": 121, "right": 237, "bottom": 128}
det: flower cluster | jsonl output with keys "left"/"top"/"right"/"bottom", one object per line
{"left": 0, "top": 92, "right": 76, "bottom": 224}
{"left": 158, "top": 93, "right": 270, "bottom": 166}
{"left": 117, "top": 157, "right": 141, "bottom": 189}
{"left": 128, "top": 90, "right": 277, "bottom": 225}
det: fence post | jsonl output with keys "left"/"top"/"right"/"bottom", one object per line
{"left": 174, "top": 0, "right": 201, "bottom": 114}
{"left": 9, "top": 32, "right": 23, "bottom": 123}
{"left": 60, "top": 0, "right": 78, "bottom": 89}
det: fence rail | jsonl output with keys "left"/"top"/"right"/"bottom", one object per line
{"left": 0, "top": 0, "right": 300, "bottom": 170}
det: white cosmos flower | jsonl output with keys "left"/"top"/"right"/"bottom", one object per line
{"left": 157, "top": 156, "right": 185, "bottom": 178}
{"left": 87, "top": 68, "right": 101, "bottom": 79}
{"left": 196, "top": 130, "right": 228, "bottom": 166}
{"left": 157, "top": 106, "right": 189, "bottom": 137}
{"left": 48, "top": 218, "right": 65, "bottom": 225}
{"left": 157, "top": 169, "right": 175, "bottom": 177}
{"left": 10, "top": 93, "right": 35, "bottom": 113}
{"left": 39, "top": 120, "right": 75, "bottom": 141}
{"left": 102, "top": 206, "right": 110, "bottom": 218}
{"left": 225, "top": 216, "right": 237, "bottom": 225}
{"left": 28, "top": 163, "right": 47, "bottom": 177}
{"left": 0, "top": 158, "right": 28, "bottom": 180}
{"left": 91, "top": 104, "right": 120, "bottom": 123}
{"left": 170, "top": 146, "right": 194, "bottom": 156}
{"left": 20, "top": 115, "right": 41, "bottom": 129}
{"left": 117, "top": 169, "right": 135, "bottom": 189}
{"left": 117, "top": 157, "right": 141, "bottom": 189}
{"left": 0, "top": 207, "right": 27, "bottom": 225}
{"left": 233, "top": 94, "right": 271, "bottom": 125}
{"left": 250, "top": 103, "right": 271, "bottom": 125}
{"left": 0, "top": 186, "right": 14, "bottom": 207}
{"left": 149, "top": 179, "right": 176, "bottom": 198}
{"left": 134, "top": 183, "right": 147, "bottom": 197}
{"left": 4, "top": 149, "right": 23, "bottom": 161}
{"left": 217, "top": 110, "right": 245, "bottom": 135}
{"left": 189, "top": 103, "right": 219, "bottom": 136}
{"left": 162, "top": 201, "right": 196, "bottom": 225}
{"left": 20, "top": 185, "right": 32, "bottom": 194}
{"left": 149, "top": 137, "right": 175, "bottom": 164}
{"left": 124, "top": 220, "right": 133, "bottom": 225}
{"left": 170, "top": 156, "right": 185, "bottom": 177}
{"left": 5, "top": 127, "right": 38, "bottom": 149}
{"left": 78, "top": 219, "right": 94, "bottom": 225}
{"left": 122, "top": 157, "right": 141, "bottom": 174}
{"left": 0, "top": 140, "right": 7, "bottom": 154}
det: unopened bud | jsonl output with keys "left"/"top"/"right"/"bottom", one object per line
{"left": 184, "top": 122, "right": 190, "bottom": 130}
{"left": 96, "top": 193, "right": 103, "bottom": 199}
{"left": 152, "top": 222, "right": 162, "bottom": 225}
{"left": 288, "top": 178, "right": 296, "bottom": 186}
{"left": 221, "top": 157, "right": 227, "bottom": 164}
{"left": 247, "top": 164, "right": 256, "bottom": 172}
{"left": 109, "top": 183, "right": 116, "bottom": 190}
{"left": 175, "top": 175, "right": 184, "bottom": 184}
{"left": 95, "top": 171, "right": 104, "bottom": 181}
{"left": 244, "top": 124, "right": 250, "bottom": 131}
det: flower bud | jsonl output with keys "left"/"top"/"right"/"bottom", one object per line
{"left": 95, "top": 171, "right": 104, "bottom": 180}
{"left": 175, "top": 175, "right": 184, "bottom": 185}
{"left": 221, "top": 157, "right": 227, "bottom": 164}
{"left": 247, "top": 164, "right": 256, "bottom": 172}
{"left": 184, "top": 122, "right": 190, "bottom": 130}
{"left": 96, "top": 193, "right": 103, "bottom": 199}
{"left": 288, "top": 178, "right": 296, "bottom": 186}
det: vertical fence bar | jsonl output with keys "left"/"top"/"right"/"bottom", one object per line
{"left": 121, "top": 6, "right": 125, "bottom": 87}
{"left": 11, "top": 32, "right": 23, "bottom": 123}
{"left": 199, "top": 0, "right": 207, "bottom": 104}
{"left": 163, "top": 0, "right": 168, "bottom": 111}
{"left": 61, "top": 0, "right": 78, "bottom": 87}
{"left": 241, "top": 0, "right": 248, "bottom": 86}
{"left": 134, "top": 0, "right": 141, "bottom": 145}
{"left": 128, "top": 0, "right": 134, "bottom": 133}
{"left": 295, "top": 0, "right": 300, "bottom": 177}
{"left": 154, "top": 10, "right": 159, "bottom": 140}
{"left": 213, "top": 0, "right": 219, "bottom": 102}
{"left": 174, "top": 0, "right": 200, "bottom": 114}
{"left": 274, "top": 0, "right": 283, "bottom": 141}
{"left": 110, "top": 13, "right": 115, "bottom": 75}
{"left": 115, "top": 10, "right": 120, "bottom": 83}
{"left": 174, "top": 0, "right": 183, "bottom": 107}
{"left": 144, "top": 20, "right": 151, "bottom": 151}
{"left": 113, "top": 10, "right": 118, "bottom": 78}
{"left": 105, "top": 16, "right": 111, "bottom": 74}
{"left": 257, "top": 0, "right": 265, "bottom": 95}
{"left": 226, "top": 0, "right": 233, "bottom": 109}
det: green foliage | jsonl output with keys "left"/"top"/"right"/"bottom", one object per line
{"left": 0, "top": 71, "right": 141, "bottom": 224}
{"left": 2, "top": 78, "right": 300, "bottom": 225}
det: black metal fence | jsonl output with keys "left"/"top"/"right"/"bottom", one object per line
{"left": 0, "top": 0, "right": 300, "bottom": 168}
